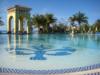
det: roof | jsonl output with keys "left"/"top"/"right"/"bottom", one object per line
{"left": 8, "top": 5, "right": 31, "bottom": 11}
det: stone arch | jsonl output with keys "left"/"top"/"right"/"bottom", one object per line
{"left": 8, "top": 16, "right": 15, "bottom": 33}
{"left": 7, "top": 5, "right": 32, "bottom": 34}
{"left": 23, "top": 17, "right": 28, "bottom": 33}
{"left": 18, "top": 16, "right": 29, "bottom": 34}
{"left": 18, "top": 16, "right": 24, "bottom": 33}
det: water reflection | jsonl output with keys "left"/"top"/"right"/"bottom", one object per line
{"left": 6, "top": 34, "right": 100, "bottom": 60}
{"left": 0, "top": 35, "right": 7, "bottom": 45}
{"left": 92, "top": 34, "right": 100, "bottom": 47}
{"left": 69, "top": 34, "right": 100, "bottom": 49}
{"left": 8, "top": 34, "right": 11, "bottom": 48}
{"left": 6, "top": 34, "right": 76, "bottom": 60}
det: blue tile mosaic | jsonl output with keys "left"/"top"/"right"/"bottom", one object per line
{"left": 0, "top": 64, "right": 100, "bottom": 74}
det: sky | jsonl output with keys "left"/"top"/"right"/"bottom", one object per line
{"left": 0, "top": 0, "right": 100, "bottom": 30}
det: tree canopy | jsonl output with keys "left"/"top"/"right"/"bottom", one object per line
{"left": 68, "top": 11, "right": 88, "bottom": 26}
{"left": 0, "top": 17, "right": 4, "bottom": 26}
{"left": 31, "top": 13, "right": 56, "bottom": 33}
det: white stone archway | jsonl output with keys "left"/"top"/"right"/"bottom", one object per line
{"left": 7, "top": 5, "right": 32, "bottom": 34}
{"left": 8, "top": 16, "right": 15, "bottom": 33}
{"left": 18, "top": 16, "right": 29, "bottom": 34}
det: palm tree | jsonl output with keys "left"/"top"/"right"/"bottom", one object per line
{"left": 74, "top": 11, "right": 88, "bottom": 26}
{"left": 80, "top": 23, "right": 89, "bottom": 33}
{"left": 68, "top": 15, "right": 77, "bottom": 34}
{"left": 32, "top": 13, "right": 56, "bottom": 33}
{"left": 68, "top": 12, "right": 88, "bottom": 33}
{"left": 32, "top": 14, "right": 46, "bottom": 33}
{"left": 44, "top": 13, "right": 56, "bottom": 33}
{"left": 0, "top": 17, "right": 4, "bottom": 33}
{"left": 68, "top": 15, "right": 76, "bottom": 26}
{"left": 94, "top": 19, "right": 100, "bottom": 32}
{"left": 0, "top": 17, "right": 4, "bottom": 26}
{"left": 32, "top": 15, "right": 41, "bottom": 27}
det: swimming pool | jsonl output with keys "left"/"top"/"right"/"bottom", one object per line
{"left": 0, "top": 34, "right": 100, "bottom": 74}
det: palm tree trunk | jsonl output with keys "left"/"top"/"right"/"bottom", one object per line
{"left": 45, "top": 24, "right": 48, "bottom": 33}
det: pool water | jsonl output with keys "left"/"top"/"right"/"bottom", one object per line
{"left": 0, "top": 34, "right": 100, "bottom": 70}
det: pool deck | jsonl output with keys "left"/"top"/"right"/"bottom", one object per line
{"left": 0, "top": 68, "right": 100, "bottom": 75}
{"left": 0, "top": 64, "right": 100, "bottom": 75}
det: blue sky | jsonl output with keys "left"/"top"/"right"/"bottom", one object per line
{"left": 0, "top": 0, "right": 100, "bottom": 30}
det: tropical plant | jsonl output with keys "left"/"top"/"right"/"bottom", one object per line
{"left": 94, "top": 19, "right": 100, "bottom": 32}
{"left": 44, "top": 13, "right": 56, "bottom": 33}
{"left": 32, "top": 13, "right": 56, "bottom": 33}
{"left": 32, "top": 14, "right": 46, "bottom": 33}
{"left": 68, "top": 12, "right": 88, "bottom": 33}
{"left": 69, "top": 11, "right": 88, "bottom": 26}
{"left": 68, "top": 15, "right": 76, "bottom": 26}
{"left": 0, "top": 17, "right": 4, "bottom": 26}
{"left": 68, "top": 15, "right": 77, "bottom": 34}
{"left": 80, "top": 23, "right": 89, "bottom": 33}
{"left": 74, "top": 11, "right": 88, "bottom": 26}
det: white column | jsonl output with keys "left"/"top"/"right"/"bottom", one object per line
{"left": 19, "top": 19, "right": 23, "bottom": 33}
{"left": 7, "top": 16, "right": 11, "bottom": 33}
{"left": 18, "top": 19, "right": 21, "bottom": 31}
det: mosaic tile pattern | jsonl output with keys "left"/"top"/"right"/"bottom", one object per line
{"left": 84, "top": 72, "right": 100, "bottom": 75}
{"left": 0, "top": 64, "right": 100, "bottom": 74}
{"left": 6, "top": 45, "right": 76, "bottom": 60}
{"left": 2, "top": 44, "right": 100, "bottom": 74}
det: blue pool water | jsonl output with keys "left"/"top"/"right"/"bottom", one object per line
{"left": 0, "top": 34, "right": 100, "bottom": 70}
